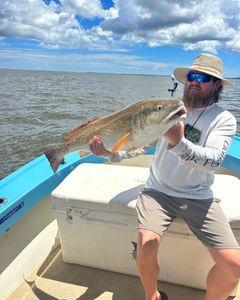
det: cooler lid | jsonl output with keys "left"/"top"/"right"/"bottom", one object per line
{"left": 51, "top": 163, "right": 149, "bottom": 214}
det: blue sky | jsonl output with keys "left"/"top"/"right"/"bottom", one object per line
{"left": 0, "top": 0, "right": 239, "bottom": 77}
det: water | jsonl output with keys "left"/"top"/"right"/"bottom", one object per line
{"left": 0, "top": 69, "right": 239, "bottom": 179}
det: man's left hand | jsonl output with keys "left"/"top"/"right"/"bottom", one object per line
{"left": 164, "top": 121, "right": 185, "bottom": 146}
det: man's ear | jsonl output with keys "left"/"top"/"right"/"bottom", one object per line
{"left": 215, "top": 80, "right": 222, "bottom": 91}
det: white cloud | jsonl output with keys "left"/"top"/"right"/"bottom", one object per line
{"left": 63, "top": 0, "right": 103, "bottom": 18}
{"left": 226, "top": 33, "right": 240, "bottom": 52}
{"left": 0, "top": 0, "right": 75, "bottom": 40}
{"left": 0, "top": 0, "right": 120, "bottom": 50}
{"left": 0, "top": 0, "right": 239, "bottom": 53}
{"left": 61, "top": 0, "right": 117, "bottom": 19}
{"left": 101, "top": 0, "right": 240, "bottom": 53}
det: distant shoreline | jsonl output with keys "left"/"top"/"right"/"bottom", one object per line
{"left": 0, "top": 68, "right": 239, "bottom": 79}
{"left": 0, "top": 68, "right": 167, "bottom": 77}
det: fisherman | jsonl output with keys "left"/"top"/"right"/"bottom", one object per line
{"left": 89, "top": 53, "right": 240, "bottom": 300}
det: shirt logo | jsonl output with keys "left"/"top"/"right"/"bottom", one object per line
{"left": 184, "top": 124, "right": 201, "bottom": 144}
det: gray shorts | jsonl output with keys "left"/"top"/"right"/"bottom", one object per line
{"left": 136, "top": 188, "right": 239, "bottom": 249}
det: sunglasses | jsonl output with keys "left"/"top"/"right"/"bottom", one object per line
{"left": 187, "top": 73, "right": 212, "bottom": 83}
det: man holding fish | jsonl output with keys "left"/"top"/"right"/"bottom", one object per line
{"left": 89, "top": 54, "right": 240, "bottom": 300}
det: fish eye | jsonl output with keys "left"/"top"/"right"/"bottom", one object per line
{"left": 157, "top": 105, "right": 162, "bottom": 110}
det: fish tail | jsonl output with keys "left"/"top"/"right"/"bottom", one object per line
{"left": 44, "top": 147, "right": 64, "bottom": 173}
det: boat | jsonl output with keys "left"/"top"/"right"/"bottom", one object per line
{"left": 0, "top": 135, "right": 240, "bottom": 300}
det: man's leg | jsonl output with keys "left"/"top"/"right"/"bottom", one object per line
{"left": 204, "top": 247, "right": 240, "bottom": 300}
{"left": 136, "top": 190, "right": 177, "bottom": 300}
{"left": 137, "top": 228, "right": 162, "bottom": 300}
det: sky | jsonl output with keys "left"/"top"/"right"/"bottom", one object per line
{"left": 0, "top": 0, "right": 240, "bottom": 77}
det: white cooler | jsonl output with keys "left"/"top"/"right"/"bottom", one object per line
{"left": 51, "top": 163, "right": 240, "bottom": 291}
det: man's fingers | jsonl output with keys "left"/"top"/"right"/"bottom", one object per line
{"left": 89, "top": 135, "right": 111, "bottom": 156}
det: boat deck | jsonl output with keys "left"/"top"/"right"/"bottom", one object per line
{"left": 7, "top": 243, "right": 208, "bottom": 300}
{"left": 2, "top": 160, "right": 239, "bottom": 300}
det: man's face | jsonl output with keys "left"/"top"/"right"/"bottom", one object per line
{"left": 183, "top": 71, "right": 222, "bottom": 109}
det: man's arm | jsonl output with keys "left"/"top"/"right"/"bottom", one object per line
{"left": 89, "top": 135, "right": 153, "bottom": 162}
{"left": 164, "top": 117, "right": 237, "bottom": 172}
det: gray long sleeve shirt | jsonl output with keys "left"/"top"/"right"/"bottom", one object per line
{"left": 145, "top": 103, "right": 236, "bottom": 199}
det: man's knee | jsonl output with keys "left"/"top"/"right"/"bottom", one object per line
{"left": 215, "top": 249, "right": 240, "bottom": 278}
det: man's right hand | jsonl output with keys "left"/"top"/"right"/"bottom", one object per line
{"left": 89, "top": 136, "right": 112, "bottom": 156}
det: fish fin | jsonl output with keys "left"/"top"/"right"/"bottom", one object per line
{"left": 79, "top": 150, "right": 91, "bottom": 157}
{"left": 44, "top": 147, "right": 64, "bottom": 173}
{"left": 63, "top": 117, "right": 99, "bottom": 142}
{"left": 112, "top": 132, "right": 132, "bottom": 152}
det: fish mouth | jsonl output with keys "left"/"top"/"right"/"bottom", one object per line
{"left": 166, "top": 106, "right": 187, "bottom": 122}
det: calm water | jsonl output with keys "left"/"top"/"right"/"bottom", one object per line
{"left": 0, "top": 69, "right": 239, "bottom": 179}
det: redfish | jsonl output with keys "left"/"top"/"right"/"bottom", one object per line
{"left": 45, "top": 98, "right": 186, "bottom": 172}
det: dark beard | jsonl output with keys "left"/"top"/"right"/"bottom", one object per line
{"left": 182, "top": 85, "right": 215, "bottom": 108}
